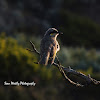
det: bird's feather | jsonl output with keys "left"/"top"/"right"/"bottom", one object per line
{"left": 39, "top": 39, "right": 51, "bottom": 65}
{"left": 48, "top": 46, "right": 56, "bottom": 65}
{"left": 39, "top": 28, "right": 60, "bottom": 66}
{"left": 39, "top": 50, "right": 50, "bottom": 65}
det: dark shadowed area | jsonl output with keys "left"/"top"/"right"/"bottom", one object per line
{"left": 0, "top": 0, "right": 100, "bottom": 100}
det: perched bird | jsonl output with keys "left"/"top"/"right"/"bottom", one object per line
{"left": 39, "top": 28, "right": 62, "bottom": 66}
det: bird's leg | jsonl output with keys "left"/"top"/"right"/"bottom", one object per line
{"left": 56, "top": 55, "right": 62, "bottom": 71}
{"left": 56, "top": 56, "right": 61, "bottom": 65}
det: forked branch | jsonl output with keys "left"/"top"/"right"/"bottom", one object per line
{"left": 27, "top": 41, "right": 100, "bottom": 87}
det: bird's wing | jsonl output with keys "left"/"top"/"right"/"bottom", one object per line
{"left": 39, "top": 47, "right": 51, "bottom": 65}
{"left": 49, "top": 46, "right": 56, "bottom": 65}
{"left": 39, "top": 39, "right": 51, "bottom": 65}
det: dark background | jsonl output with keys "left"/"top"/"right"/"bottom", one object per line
{"left": 0, "top": 0, "right": 100, "bottom": 100}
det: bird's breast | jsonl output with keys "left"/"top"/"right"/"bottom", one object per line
{"left": 51, "top": 39, "right": 60, "bottom": 52}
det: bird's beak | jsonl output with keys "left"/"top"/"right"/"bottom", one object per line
{"left": 57, "top": 31, "right": 63, "bottom": 35}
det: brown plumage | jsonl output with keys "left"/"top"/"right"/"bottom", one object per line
{"left": 39, "top": 28, "right": 62, "bottom": 66}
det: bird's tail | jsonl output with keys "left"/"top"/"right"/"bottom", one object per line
{"left": 39, "top": 52, "right": 50, "bottom": 66}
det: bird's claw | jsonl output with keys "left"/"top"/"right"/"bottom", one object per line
{"left": 34, "top": 62, "right": 39, "bottom": 64}
{"left": 59, "top": 65, "right": 62, "bottom": 71}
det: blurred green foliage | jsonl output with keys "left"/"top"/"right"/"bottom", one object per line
{"left": 0, "top": 32, "right": 100, "bottom": 82}
{"left": 0, "top": 33, "right": 100, "bottom": 100}
{"left": 0, "top": 0, "right": 100, "bottom": 100}
{"left": 58, "top": 47, "right": 100, "bottom": 73}
{"left": 0, "top": 33, "right": 53, "bottom": 82}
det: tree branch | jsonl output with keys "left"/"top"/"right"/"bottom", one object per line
{"left": 27, "top": 41, "right": 100, "bottom": 87}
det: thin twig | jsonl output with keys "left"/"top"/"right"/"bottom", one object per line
{"left": 53, "top": 63, "right": 84, "bottom": 87}
{"left": 29, "top": 41, "right": 40, "bottom": 55}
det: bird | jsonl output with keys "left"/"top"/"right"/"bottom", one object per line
{"left": 39, "top": 28, "right": 62, "bottom": 66}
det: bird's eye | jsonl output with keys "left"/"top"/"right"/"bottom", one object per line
{"left": 50, "top": 33, "right": 54, "bottom": 35}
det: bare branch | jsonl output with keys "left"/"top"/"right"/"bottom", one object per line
{"left": 53, "top": 63, "right": 84, "bottom": 87}
{"left": 27, "top": 41, "right": 100, "bottom": 87}
{"left": 29, "top": 41, "right": 40, "bottom": 55}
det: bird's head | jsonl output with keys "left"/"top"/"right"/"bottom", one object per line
{"left": 44, "top": 28, "right": 63, "bottom": 38}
